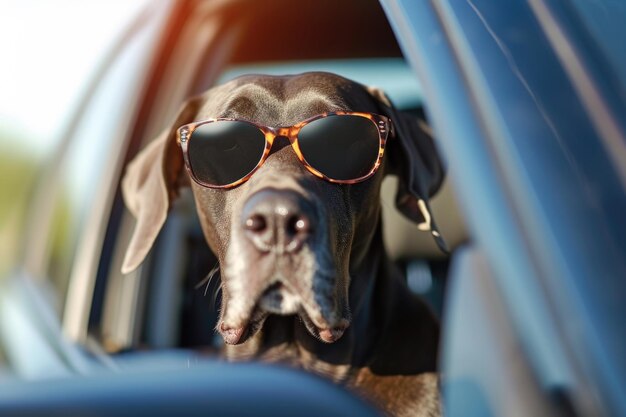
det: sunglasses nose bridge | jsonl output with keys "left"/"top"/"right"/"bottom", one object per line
{"left": 274, "top": 126, "right": 295, "bottom": 140}
{"left": 263, "top": 126, "right": 289, "bottom": 145}
{"left": 264, "top": 126, "right": 298, "bottom": 151}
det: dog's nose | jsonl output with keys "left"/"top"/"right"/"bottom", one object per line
{"left": 242, "top": 189, "right": 315, "bottom": 253}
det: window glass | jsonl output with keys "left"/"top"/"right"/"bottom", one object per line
{"left": 0, "top": 2, "right": 149, "bottom": 279}
{"left": 569, "top": 0, "right": 626, "bottom": 89}
{"left": 43, "top": 7, "right": 158, "bottom": 317}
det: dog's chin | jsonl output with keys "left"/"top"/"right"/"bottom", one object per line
{"left": 298, "top": 309, "right": 350, "bottom": 344}
{"left": 219, "top": 284, "right": 349, "bottom": 345}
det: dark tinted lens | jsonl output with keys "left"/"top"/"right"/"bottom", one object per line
{"left": 297, "top": 115, "right": 380, "bottom": 181}
{"left": 188, "top": 121, "right": 265, "bottom": 186}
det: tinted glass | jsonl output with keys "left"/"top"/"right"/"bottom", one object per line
{"left": 188, "top": 121, "right": 266, "bottom": 186}
{"left": 569, "top": 0, "right": 626, "bottom": 90}
{"left": 298, "top": 115, "right": 380, "bottom": 180}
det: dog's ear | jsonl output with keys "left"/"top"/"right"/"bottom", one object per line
{"left": 367, "top": 86, "right": 448, "bottom": 253}
{"left": 121, "top": 96, "right": 203, "bottom": 274}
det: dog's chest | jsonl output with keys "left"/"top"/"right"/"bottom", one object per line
{"left": 349, "top": 369, "right": 441, "bottom": 417}
{"left": 249, "top": 342, "right": 354, "bottom": 383}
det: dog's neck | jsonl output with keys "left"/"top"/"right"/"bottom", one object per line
{"left": 221, "top": 223, "right": 438, "bottom": 383}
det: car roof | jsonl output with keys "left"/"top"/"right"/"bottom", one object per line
{"left": 217, "top": 0, "right": 403, "bottom": 63}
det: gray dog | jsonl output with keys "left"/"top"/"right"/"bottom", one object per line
{"left": 121, "top": 72, "right": 445, "bottom": 417}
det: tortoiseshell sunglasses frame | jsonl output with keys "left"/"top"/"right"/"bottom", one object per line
{"left": 176, "top": 111, "right": 393, "bottom": 189}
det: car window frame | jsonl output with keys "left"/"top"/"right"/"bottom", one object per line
{"left": 381, "top": 0, "right": 626, "bottom": 415}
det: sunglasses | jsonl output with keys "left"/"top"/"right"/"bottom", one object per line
{"left": 176, "top": 111, "right": 393, "bottom": 189}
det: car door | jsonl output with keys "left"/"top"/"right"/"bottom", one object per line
{"left": 381, "top": 0, "right": 626, "bottom": 416}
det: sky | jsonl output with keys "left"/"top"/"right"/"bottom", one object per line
{"left": 0, "top": 0, "right": 149, "bottom": 158}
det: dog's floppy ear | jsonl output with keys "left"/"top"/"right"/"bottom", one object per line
{"left": 121, "top": 96, "right": 203, "bottom": 274}
{"left": 367, "top": 86, "right": 448, "bottom": 253}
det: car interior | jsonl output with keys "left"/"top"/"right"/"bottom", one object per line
{"left": 89, "top": 0, "right": 469, "bottom": 355}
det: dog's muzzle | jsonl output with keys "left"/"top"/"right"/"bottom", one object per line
{"left": 218, "top": 187, "right": 350, "bottom": 345}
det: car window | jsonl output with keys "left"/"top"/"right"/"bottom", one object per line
{"left": 0, "top": 344, "right": 6, "bottom": 365}
{"left": 0, "top": 2, "right": 151, "bottom": 278}
{"left": 569, "top": 0, "right": 626, "bottom": 89}
{"left": 12, "top": 2, "right": 155, "bottom": 318}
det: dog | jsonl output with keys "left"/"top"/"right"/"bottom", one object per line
{"left": 120, "top": 72, "right": 446, "bottom": 417}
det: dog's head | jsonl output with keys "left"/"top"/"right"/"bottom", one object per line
{"left": 121, "top": 72, "right": 444, "bottom": 345}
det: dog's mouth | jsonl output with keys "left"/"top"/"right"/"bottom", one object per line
{"left": 218, "top": 281, "right": 349, "bottom": 345}
{"left": 218, "top": 190, "right": 350, "bottom": 347}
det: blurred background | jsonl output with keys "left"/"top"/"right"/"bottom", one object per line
{"left": 0, "top": 1, "right": 148, "bottom": 276}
